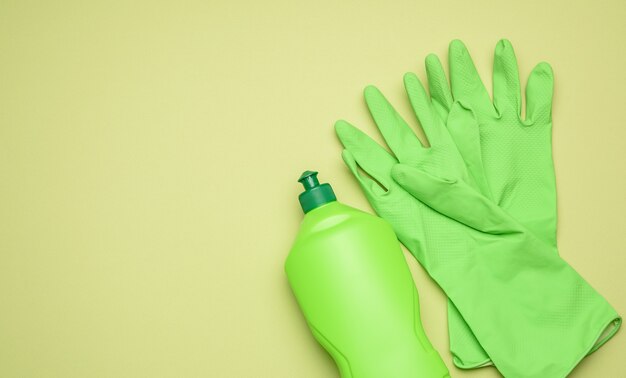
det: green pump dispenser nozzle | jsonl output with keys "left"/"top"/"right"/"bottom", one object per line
{"left": 298, "top": 171, "right": 336, "bottom": 213}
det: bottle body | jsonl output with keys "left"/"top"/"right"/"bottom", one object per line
{"left": 285, "top": 201, "right": 449, "bottom": 378}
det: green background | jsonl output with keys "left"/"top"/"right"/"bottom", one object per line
{"left": 1, "top": 1, "right": 624, "bottom": 376}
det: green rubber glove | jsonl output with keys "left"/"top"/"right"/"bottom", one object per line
{"left": 335, "top": 77, "right": 621, "bottom": 377}
{"left": 425, "top": 39, "right": 558, "bottom": 368}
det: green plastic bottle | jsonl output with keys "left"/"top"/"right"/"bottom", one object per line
{"left": 285, "top": 171, "right": 449, "bottom": 378}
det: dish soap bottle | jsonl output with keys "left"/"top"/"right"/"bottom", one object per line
{"left": 285, "top": 171, "right": 449, "bottom": 378}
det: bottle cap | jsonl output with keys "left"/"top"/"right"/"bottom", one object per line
{"left": 297, "top": 171, "right": 336, "bottom": 213}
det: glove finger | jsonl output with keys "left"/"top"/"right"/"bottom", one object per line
{"left": 364, "top": 85, "right": 425, "bottom": 164}
{"left": 403, "top": 72, "right": 446, "bottom": 147}
{"left": 493, "top": 39, "right": 522, "bottom": 117}
{"left": 446, "top": 101, "right": 493, "bottom": 199}
{"left": 335, "top": 120, "right": 396, "bottom": 196}
{"left": 391, "top": 164, "right": 521, "bottom": 234}
{"left": 524, "top": 62, "right": 554, "bottom": 125}
{"left": 449, "top": 40, "right": 496, "bottom": 117}
{"left": 425, "top": 54, "right": 453, "bottom": 122}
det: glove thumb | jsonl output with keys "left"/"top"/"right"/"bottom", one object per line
{"left": 391, "top": 164, "right": 522, "bottom": 235}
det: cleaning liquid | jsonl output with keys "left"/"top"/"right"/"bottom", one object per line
{"left": 285, "top": 171, "right": 449, "bottom": 378}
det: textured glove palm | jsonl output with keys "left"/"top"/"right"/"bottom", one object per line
{"left": 424, "top": 39, "right": 559, "bottom": 368}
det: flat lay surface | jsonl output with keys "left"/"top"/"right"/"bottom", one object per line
{"left": 1, "top": 1, "right": 625, "bottom": 377}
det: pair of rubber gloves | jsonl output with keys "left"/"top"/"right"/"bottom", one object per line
{"left": 335, "top": 40, "right": 621, "bottom": 378}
